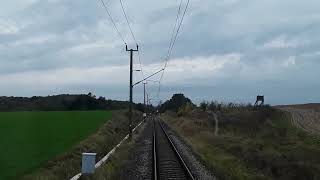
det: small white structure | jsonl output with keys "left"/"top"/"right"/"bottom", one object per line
{"left": 81, "top": 153, "right": 96, "bottom": 175}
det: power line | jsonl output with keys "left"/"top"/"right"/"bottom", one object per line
{"left": 157, "top": 0, "right": 185, "bottom": 98}
{"left": 98, "top": 0, "right": 126, "bottom": 44}
{"left": 119, "top": 0, "right": 145, "bottom": 81}
{"left": 137, "top": 50, "right": 145, "bottom": 79}
{"left": 133, "top": 68, "right": 164, "bottom": 87}
{"left": 119, "top": 0, "right": 138, "bottom": 44}
{"left": 157, "top": 81, "right": 162, "bottom": 100}
{"left": 164, "top": 0, "right": 183, "bottom": 67}
{"left": 162, "top": 0, "right": 190, "bottom": 74}
{"left": 157, "top": 0, "right": 190, "bottom": 100}
{"left": 166, "top": 0, "right": 190, "bottom": 66}
{"left": 147, "top": 79, "right": 160, "bottom": 83}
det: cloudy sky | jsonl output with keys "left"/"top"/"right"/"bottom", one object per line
{"left": 0, "top": 0, "right": 319, "bottom": 105}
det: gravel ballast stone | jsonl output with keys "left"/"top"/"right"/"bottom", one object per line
{"left": 160, "top": 118, "right": 216, "bottom": 180}
{"left": 120, "top": 118, "right": 153, "bottom": 180}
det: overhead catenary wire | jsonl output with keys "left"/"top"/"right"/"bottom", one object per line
{"left": 167, "top": 0, "right": 190, "bottom": 62}
{"left": 157, "top": 0, "right": 190, "bottom": 100}
{"left": 99, "top": 0, "right": 190, "bottom": 106}
{"left": 98, "top": 0, "right": 148, "bottom": 109}
{"left": 147, "top": 79, "right": 160, "bottom": 83}
{"left": 119, "top": 0, "right": 145, "bottom": 80}
{"left": 99, "top": 0, "right": 145, "bottom": 86}
{"left": 119, "top": 0, "right": 138, "bottom": 44}
{"left": 133, "top": 68, "right": 164, "bottom": 87}
{"left": 164, "top": 0, "right": 190, "bottom": 69}
{"left": 164, "top": 0, "right": 183, "bottom": 67}
{"left": 157, "top": 0, "right": 185, "bottom": 98}
{"left": 137, "top": 51, "right": 145, "bottom": 79}
{"left": 98, "top": 0, "right": 127, "bottom": 44}
{"left": 145, "top": 0, "right": 186, "bottom": 101}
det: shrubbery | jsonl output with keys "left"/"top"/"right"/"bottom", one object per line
{"left": 0, "top": 93, "right": 147, "bottom": 112}
{"left": 198, "top": 100, "right": 271, "bottom": 113}
{"left": 158, "top": 93, "right": 194, "bottom": 113}
{"left": 177, "top": 102, "right": 194, "bottom": 116}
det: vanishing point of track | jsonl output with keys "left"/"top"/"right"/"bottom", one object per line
{"left": 152, "top": 117, "right": 195, "bottom": 180}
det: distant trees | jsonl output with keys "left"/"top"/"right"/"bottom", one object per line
{"left": 0, "top": 92, "right": 273, "bottom": 114}
{"left": 197, "top": 100, "right": 268, "bottom": 113}
{"left": 159, "top": 93, "right": 194, "bottom": 113}
{"left": 135, "top": 103, "right": 145, "bottom": 112}
{"left": 0, "top": 94, "right": 143, "bottom": 112}
{"left": 177, "top": 102, "right": 194, "bottom": 116}
{"left": 200, "top": 101, "right": 207, "bottom": 111}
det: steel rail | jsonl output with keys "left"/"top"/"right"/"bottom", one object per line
{"left": 153, "top": 118, "right": 195, "bottom": 180}
{"left": 153, "top": 117, "right": 158, "bottom": 180}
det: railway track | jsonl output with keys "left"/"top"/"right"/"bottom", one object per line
{"left": 153, "top": 117, "right": 195, "bottom": 180}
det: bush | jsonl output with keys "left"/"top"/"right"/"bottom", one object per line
{"left": 159, "top": 93, "right": 194, "bottom": 113}
{"left": 177, "top": 102, "right": 194, "bottom": 117}
{"left": 199, "top": 101, "right": 208, "bottom": 111}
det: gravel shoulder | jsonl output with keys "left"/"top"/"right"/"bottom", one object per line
{"left": 80, "top": 116, "right": 149, "bottom": 180}
{"left": 120, "top": 118, "right": 153, "bottom": 180}
{"left": 160, "top": 117, "right": 216, "bottom": 180}
{"left": 119, "top": 115, "right": 215, "bottom": 180}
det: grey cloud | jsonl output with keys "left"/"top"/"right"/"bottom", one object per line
{"left": 0, "top": 0, "right": 319, "bottom": 104}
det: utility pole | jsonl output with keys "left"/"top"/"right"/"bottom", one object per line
{"left": 126, "top": 44, "right": 138, "bottom": 140}
{"left": 143, "top": 82, "right": 146, "bottom": 117}
{"left": 148, "top": 97, "right": 151, "bottom": 113}
{"left": 146, "top": 93, "right": 149, "bottom": 115}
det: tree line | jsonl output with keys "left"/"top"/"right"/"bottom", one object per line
{"left": 0, "top": 93, "right": 145, "bottom": 112}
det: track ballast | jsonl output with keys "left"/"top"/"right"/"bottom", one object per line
{"left": 153, "top": 117, "right": 194, "bottom": 180}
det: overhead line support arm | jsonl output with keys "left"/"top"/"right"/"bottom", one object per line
{"left": 133, "top": 68, "right": 165, "bottom": 87}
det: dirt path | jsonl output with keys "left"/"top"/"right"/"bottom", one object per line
{"left": 279, "top": 107, "right": 320, "bottom": 134}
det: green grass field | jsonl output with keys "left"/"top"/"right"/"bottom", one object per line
{"left": 0, "top": 111, "right": 112, "bottom": 180}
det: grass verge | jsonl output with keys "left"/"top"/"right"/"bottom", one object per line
{"left": 20, "top": 110, "right": 141, "bottom": 180}
{"left": 162, "top": 108, "right": 320, "bottom": 180}
{"left": 80, "top": 119, "right": 147, "bottom": 180}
